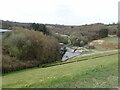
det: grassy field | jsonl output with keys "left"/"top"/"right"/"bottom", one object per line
{"left": 102, "top": 36, "right": 118, "bottom": 43}
{"left": 2, "top": 53, "right": 118, "bottom": 88}
{"left": 90, "top": 36, "right": 118, "bottom": 51}
{"left": 38, "top": 51, "right": 118, "bottom": 68}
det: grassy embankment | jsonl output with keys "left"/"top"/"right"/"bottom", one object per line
{"left": 90, "top": 36, "right": 118, "bottom": 51}
{"left": 2, "top": 52, "right": 118, "bottom": 88}
{"left": 102, "top": 36, "right": 118, "bottom": 43}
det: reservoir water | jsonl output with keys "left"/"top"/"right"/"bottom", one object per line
{"left": 0, "top": 29, "right": 11, "bottom": 38}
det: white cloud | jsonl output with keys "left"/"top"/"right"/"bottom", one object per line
{"left": 0, "top": 0, "right": 119, "bottom": 25}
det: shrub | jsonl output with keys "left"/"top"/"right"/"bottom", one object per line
{"left": 4, "top": 33, "right": 30, "bottom": 59}
{"left": 30, "top": 23, "right": 49, "bottom": 35}
{"left": 3, "top": 27, "right": 61, "bottom": 62}
{"left": 52, "top": 34, "right": 68, "bottom": 44}
{"left": 2, "top": 27, "right": 61, "bottom": 73}
{"left": 70, "top": 35, "right": 87, "bottom": 46}
{"left": 99, "top": 28, "right": 108, "bottom": 38}
{"left": 117, "top": 29, "right": 120, "bottom": 37}
{"left": 2, "top": 55, "right": 41, "bottom": 73}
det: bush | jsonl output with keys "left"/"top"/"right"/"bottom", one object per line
{"left": 3, "top": 27, "right": 61, "bottom": 63}
{"left": 52, "top": 34, "right": 68, "bottom": 44}
{"left": 99, "top": 28, "right": 108, "bottom": 38}
{"left": 2, "top": 55, "right": 40, "bottom": 73}
{"left": 117, "top": 29, "right": 120, "bottom": 37}
{"left": 30, "top": 23, "right": 49, "bottom": 35}
{"left": 4, "top": 33, "right": 30, "bottom": 59}
{"left": 2, "top": 27, "right": 61, "bottom": 73}
{"left": 70, "top": 35, "right": 87, "bottom": 46}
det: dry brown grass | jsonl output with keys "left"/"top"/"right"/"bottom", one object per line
{"left": 89, "top": 40, "right": 104, "bottom": 45}
{"left": 89, "top": 37, "right": 119, "bottom": 49}
{"left": 97, "top": 42, "right": 118, "bottom": 49}
{"left": 2, "top": 55, "right": 41, "bottom": 73}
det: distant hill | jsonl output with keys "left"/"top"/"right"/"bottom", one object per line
{"left": 0, "top": 20, "right": 66, "bottom": 29}
{"left": 0, "top": 20, "right": 118, "bottom": 36}
{"left": 48, "top": 23, "right": 118, "bottom": 36}
{"left": 1, "top": 20, "right": 31, "bottom": 29}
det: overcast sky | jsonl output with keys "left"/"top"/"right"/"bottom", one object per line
{"left": 0, "top": 0, "right": 119, "bottom": 25}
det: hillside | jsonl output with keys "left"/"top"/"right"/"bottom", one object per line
{"left": 1, "top": 20, "right": 118, "bottom": 35}
{"left": 1, "top": 20, "right": 119, "bottom": 88}
{"left": 3, "top": 53, "right": 118, "bottom": 88}
{"left": 48, "top": 23, "right": 118, "bottom": 36}
{"left": 89, "top": 36, "right": 119, "bottom": 51}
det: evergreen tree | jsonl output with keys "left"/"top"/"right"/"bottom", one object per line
{"left": 99, "top": 29, "right": 108, "bottom": 38}
{"left": 31, "top": 23, "right": 49, "bottom": 35}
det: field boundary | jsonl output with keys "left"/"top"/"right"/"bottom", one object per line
{"left": 41, "top": 51, "right": 118, "bottom": 68}
{"left": 3, "top": 51, "right": 118, "bottom": 74}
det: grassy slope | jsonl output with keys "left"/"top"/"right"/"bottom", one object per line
{"left": 2, "top": 53, "right": 118, "bottom": 88}
{"left": 102, "top": 37, "right": 118, "bottom": 43}
{"left": 92, "top": 37, "right": 118, "bottom": 51}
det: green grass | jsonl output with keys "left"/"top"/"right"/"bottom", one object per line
{"left": 40, "top": 51, "right": 118, "bottom": 68}
{"left": 70, "top": 51, "right": 118, "bottom": 61}
{"left": 46, "top": 25, "right": 54, "bottom": 29}
{"left": 102, "top": 37, "right": 118, "bottom": 43}
{"left": 2, "top": 53, "right": 118, "bottom": 88}
{"left": 90, "top": 37, "right": 118, "bottom": 51}
{"left": 93, "top": 46, "right": 113, "bottom": 51}
{"left": 80, "top": 50, "right": 94, "bottom": 54}
{"left": 0, "top": 79, "right": 1, "bottom": 89}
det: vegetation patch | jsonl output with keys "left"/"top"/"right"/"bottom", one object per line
{"left": 102, "top": 36, "right": 118, "bottom": 43}
{"left": 80, "top": 50, "right": 94, "bottom": 55}
{"left": 40, "top": 51, "right": 118, "bottom": 68}
{"left": 2, "top": 27, "right": 61, "bottom": 73}
{"left": 89, "top": 36, "right": 119, "bottom": 51}
{"left": 2, "top": 54, "right": 118, "bottom": 88}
